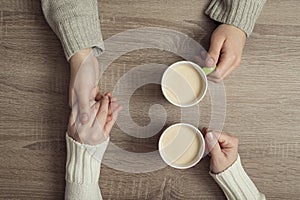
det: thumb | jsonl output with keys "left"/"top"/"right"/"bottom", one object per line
{"left": 206, "top": 35, "right": 224, "bottom": 67}
{"left": 205, "top": 132, "right": 222, "bottom": 157}
{"left": 77, "top": 94, "right": 91, "bottom": 125}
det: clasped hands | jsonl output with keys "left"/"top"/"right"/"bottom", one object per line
{"left": 68, "top": 48, "right": 122, "bottom": 145}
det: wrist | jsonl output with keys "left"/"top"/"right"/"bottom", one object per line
{"left": 70, "top": 48, "right": 93, "bottom": 70}
{"left": 230, "top": 24, "right": 247, "bottom": 39}
{"left": 210, "top": 146, "right": 239, "bottom": 174}
{"left": 69, "top": 47, "right": 94, "bottom": 94}
{"left": 211, "top": 154, "right": 238, "bottom": 174}
{"left": 220, "top": 24, "right": 246, "bottom": 38}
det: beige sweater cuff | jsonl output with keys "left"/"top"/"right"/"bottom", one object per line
{"left": 205, "top": 0, "right": 266, "bottom": 36}
{"left": 209, "top": 155, "right": 266, "bottom": 200}
{"left": 41, "top": 0, "right": 104, "bottom": 61}
{"left": 65, "top": 134, "right": 109, "bottom": 200}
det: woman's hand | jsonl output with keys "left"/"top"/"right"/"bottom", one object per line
{"left": 205, "top": 24, "right": 246, "bottom": 82}
{"left": 202, "top": 128, "right": 239, "bottom": 174}
{"left": 68, "top": 94, "right": 122, "bottom": 145}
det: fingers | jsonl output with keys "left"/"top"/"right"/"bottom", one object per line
{"left": 205, "top": 132, "right": 222, "bottom": 157}
{"left": 105, "top": 92, "right": 112, "bottom": 98}
{"left": 202, "top": 127, "right": 239, "bottom": 174}
{"left": 208, "top": 51, "right": 238, "bottom": 82}
{"left": 96, "top": 96, "right": 110, "bottom": 126}
{"left": 104, "top": 97, "right": 118, "bottom": 122}
{"left": 106, "top": 93, "right": 113, "bottom": 117}
{"left": 95, "top": 91, "right": 112, "bottom": 101}
{"left": 218, "top": 131, "right": 239, "bottom": 149}
{"left": 206, "top": 24, "right": 246, "bottom": 82}
{"left": 206, "top": 33, "right": 225, "bottom": 67}
{"left": 92, "top": 85, "right": 101, "bottom": 100}
{"left": 104, "top": 102, "right": 122, "bottom": 134}
{"left": 193, "top": 54, "right": 206, "bottom": 67}
{"left": 95, "top": 92, "right": 102, "bottom": 101}
{"left": 94, "top": 91, "right": 116, "bottom": 123}
{"left": 202, "top": 127, "right": 239, "bottom": 151}
{"left": 109, "top": 96, "right": 117, "bottom": 112}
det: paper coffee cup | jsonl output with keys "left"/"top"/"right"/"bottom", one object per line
{"left": 161, "top": 61, "right": 215, "bottom": 107}
{"left": 158, "top": 123, "right": 205, "bottom": 169}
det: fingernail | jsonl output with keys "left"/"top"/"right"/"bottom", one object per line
{"left": 81, "top": 113, "right": 89, "bottom": 123}
{"left": 207, "top": 58, "right": 214, "bottom": 67}
{"left": 206, "top": 132, "right": 214, "bottom": 142}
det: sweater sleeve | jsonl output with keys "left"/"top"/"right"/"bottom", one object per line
{"left": 209, "top": 155, "right": 266, "bottom": 200}
{"left": 65, "top": 134, "right": 109, "bottom": 200}
{"left": 41, "top": 0, "right": 104, "bottom": 60}
{"left": 205, "top": 0, "right": 266, "bottom": 36}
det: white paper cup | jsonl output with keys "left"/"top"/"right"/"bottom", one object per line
{"left": 158, "top": 123, "right": 205, "bottom": 169}
{"left": 161, "top": 61, "right": 208, "bottom": 107}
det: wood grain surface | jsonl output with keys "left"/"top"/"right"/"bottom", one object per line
{"left": 0, "top": 0, "right": 300, "bottom": 199}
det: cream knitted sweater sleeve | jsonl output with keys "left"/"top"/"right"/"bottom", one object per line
{"left": 41, "top": 0, "right": 104, "bottom": 60}
{"left": 205, "top": 0, "right": 266, "bottom": 36}
{"left": 210, "top": 155, "right": 266, "bottom": 200}
{"left": 65, "top": 134, "right": 265, "bottom": 200}
{"left": 65, "top": 134, "right": 108, "bottom": 200}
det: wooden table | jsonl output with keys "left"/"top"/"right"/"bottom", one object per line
{"left": 1, "top": 0, "right": 300, "bottom": 199}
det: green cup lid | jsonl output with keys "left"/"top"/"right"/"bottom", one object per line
{"left": 202, "top": 65, "right": 216, "bottom": 75}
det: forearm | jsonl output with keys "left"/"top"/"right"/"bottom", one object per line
{"left": 210, "top": 155, "right": 266, "bottom": 200}
{"left": 205, "top": 0, "right": 266, "bottom": 36}
{"left": 65, "top": 134, "right": 108, "bottom": 200}
{"left": 41, "top": 0, "right": 104, "bottom": 60}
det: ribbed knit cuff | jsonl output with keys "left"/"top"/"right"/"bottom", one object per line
{"left": 205, "top": 0, "right": 266, "bottom": 36}
{"left": 209, "top": 155, "right": 266, "bottom": 200}
{"left": 41, "top": 0, "right": 104, "bottom": 61}
{"left": 65, "top": 134, "right": 109, "bottom": 200}
{"left": 57, "top": 16, "right": 104, "bottom": 61}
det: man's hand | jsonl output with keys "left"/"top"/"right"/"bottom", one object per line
{"left": 205, "top": 24, "right": 246, "bottom": 82}
{"left": 202, "top": 128, "right": 239, "bottom": 174}
{"left": 69, "top": 48, "right": 99, "bottom": 125}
